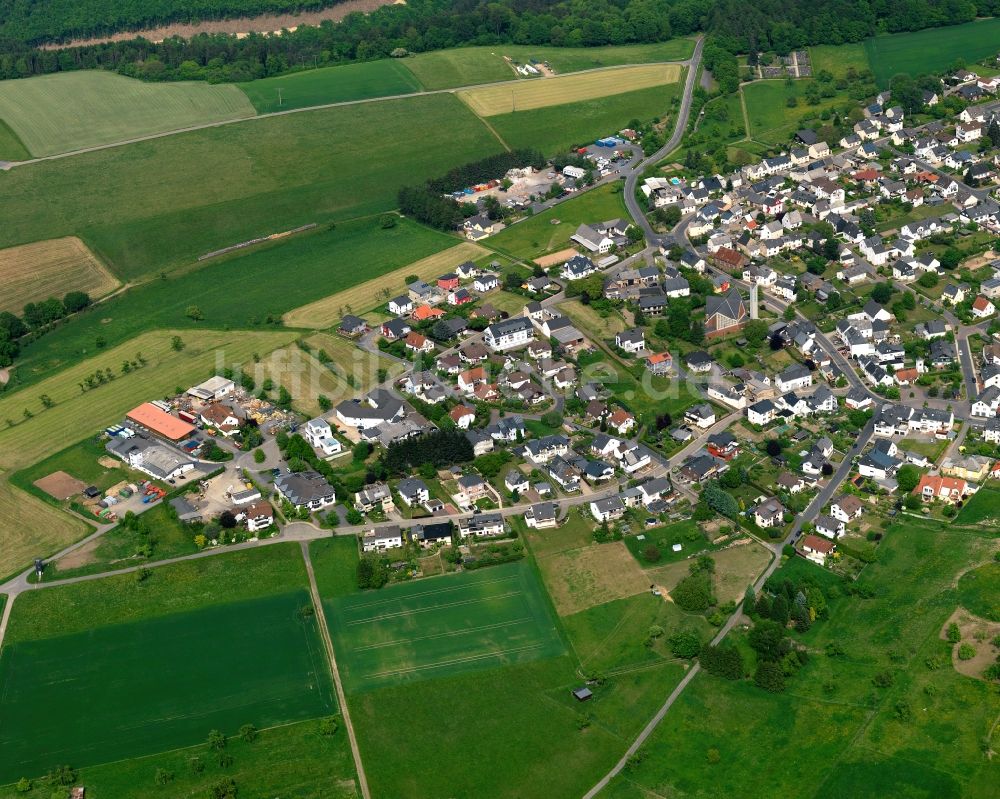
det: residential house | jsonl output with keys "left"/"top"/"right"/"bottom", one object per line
{"left": 274, "top": 471, "right": 336, "bottom": 511}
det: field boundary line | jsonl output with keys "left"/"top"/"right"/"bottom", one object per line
{"left": 300, "top": 542, "right": 370, "bottom": 799}
{"left": 0, "top": 593, "right": 16, "bottom": 652}
{"left": 344, "top": 572, "right": 519, "bottom": 610}
{"left": 366, "top": 642, "right": 545, "bottom": 679}
{"left": 347, "top": 590, "right": 523, "bottom": 624}
{"left": 457, "top": 96, "right": 512, "bottom": 152}
{"left": 352, "top": 617, "right": 533, "bottom": 652}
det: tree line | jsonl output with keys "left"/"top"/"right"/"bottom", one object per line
{"left": 0, "top": 291, "right": 92, "bottom": 369}
{"left": 2, "top": 0, "right": 997, "bottom": 81}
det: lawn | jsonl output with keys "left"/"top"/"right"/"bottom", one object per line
{"left": 0, "top": 717, "right": 358, "bottom": 799}
{"left": 809, "top": 42, "right": 871, "bottom": 78}
{"left": 0, "top": 590, "right": 334, "bottom": 783}
{"left": 12, "top": 218, "right": 449, "bottom": 386}
{"left": 402, "top": 40, "right": 695, "bottom": 91}
{"left": 864, "top": 18, "right": 1000, "bottom": 86}
{"left": 957, "top": 562, "right": 1000, "bottom": 622}
{"left": 0, "top": 71, "right": 255, "bottom": 157}
{"left": 602, "top": 519, "right": 1000, "bottom": 799}
{"left": 955, "top": 486, "right": 1000, "bottom": 526}
{"left": 743, "top": 79, "right": 843, "bottom": 144}
{"left": 0, "top": 236, "right": 119, "bottom": 314}
{"left": 486, "top": 182, "right": 629, "bottom": 260}
{"left": 0, "top": 92, "right": 502, "bottom": 282}
{"left": 239, "top": 59, "right": 422, "bottom": 113}
{"left": 519, "top": 508, "right": 595, "bottom": 558}
{"left": 459, "top": 64, "right": 681, "bottom": 116}
{"left": 0, "top": 329, "right": 295, "bottom": 579}
{"left": 0, "top": 118, "right": 29, "bottom": 161}
{"left": 283, "top": 241, "right": 486, "bottom": 328}
{"left": 326, "top": 561, "right": 564, "bottom": 692}
{"left": 489, "top": 80, "right": 682, "bottom": 154}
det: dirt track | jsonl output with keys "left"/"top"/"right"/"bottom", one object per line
{"left": 39, "top": 0, "right": 399, "bottom": 49}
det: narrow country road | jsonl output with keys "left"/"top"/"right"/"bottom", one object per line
{"left": 624, "top": 36, "right": 706, "bottom": 243}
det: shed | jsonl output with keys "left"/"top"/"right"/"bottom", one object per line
{"left": 572, "top": 687, "right": 593, "bottom": 701}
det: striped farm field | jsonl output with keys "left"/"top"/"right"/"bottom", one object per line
{"left": 326, "top": 561, "right": 564, "bottom": 693}
{"left": 0, "top": 71, "right": 255, "bottom": 157}
{"left": 458, "top": 63, "right": 681, "bottom": 116}
{"left": 0, "top": 328, "right": 295, "bottom": 578}
{"left": 283, "top": 241, "right": 488, "bottom": 328}
{"left": 0, "top": 237, "right": 120, "bottom": 314}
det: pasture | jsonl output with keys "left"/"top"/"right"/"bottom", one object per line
{"left": 0, "top": 92, "right": 503, "bottom": 282}
{"left": 0, "top": 717, "right": 358, "bottom": 799}
{"left": 239, "top": 59, "right": 422, "bottom": 113}
{"left": 0, "top": 329, "right": 294, "bottom": 578}
{"left": 489, "top": 80, "right": 681, "bottom": 154}
{"left": 459, "top": 64, "right": 681, "bottom": 116}
{"left": 283, "top": 241, "right": 487, "bottom": 328}
{"left": 402, "top": 40, "right": 695, "bottom": 90}
{"left": 0, "top": 591, "right": 335, "bottom": 783}
{"left": 12, "top": 218, "right": 449, "bottom": 387}
{"left": 486, "top": 182, "right": 628, "bottom": 259}
{"left": 326, "top": 561, "right": 564, "bottom": 692}
{"left": 0, "top": 237, "right": 119, "bottom": 314}
{"left": 0, "top": 71, "right": 255, "bottom": 157}
{"left": 864, "top": 18, "right": 1000, "bottom": 86}
{"left": 603, "top": 519, "right": 1000, "bottom": 799}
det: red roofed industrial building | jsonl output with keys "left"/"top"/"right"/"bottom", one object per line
{"left": 127, "top": 403, "right": 195, "bottom": 441}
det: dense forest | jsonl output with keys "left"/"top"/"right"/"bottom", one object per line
{"left": 0, "top": 0, "right": 998, "bottom": 81}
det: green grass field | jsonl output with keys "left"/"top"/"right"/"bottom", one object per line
{"left": 4, "top": 543, "right": 308, "bottom": 643}
{"left": 486, "top": 182, "right": 628, "bottom": 259}
{"left": 0, "top": 71, "right": 255, "bottom": 157}
{"left": 864, "top": 18, "right": 1000, "bottom": 86}
{"left": 0, "top": 717, "right": 358, "bottom": 799}
{"left": 402, "top": 40, "right": 694, "bottom": 90}
{"left": 310, "top": 537, "right": 362, "bottom": 599}
{"left": 489, "top": 80, "right": 681, "bottom": 154}
{"left": 601, "top": 519, "right": 1000, "bottom": 799}
{"left": 0, "top": 591, "right": 335, "bottom": 783}
{"left": 0, "top": 92, "right": 501, "bottom": 282}
{"left": 955, "top": 486, "right": 1000, "bottom": 526}
{"left": 957, "top": 562, "right": 1000, "bottom": 621}
{"left": 809, "top": 42, "right": 871, "bottom": 78}
{"left": 743, "top": 79, "right": 843, "bottom": 144}
{"left": 239, "top": 60, "right": 422, "bottom": 113}
{"left": 10, "top": 217, "right": 452, "bottom": 386}
{"left": 326, "top": 561, "right": 564, "bottom": 692}
{"left": 0, "top": 118, "right": 29, "bottom": 161}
